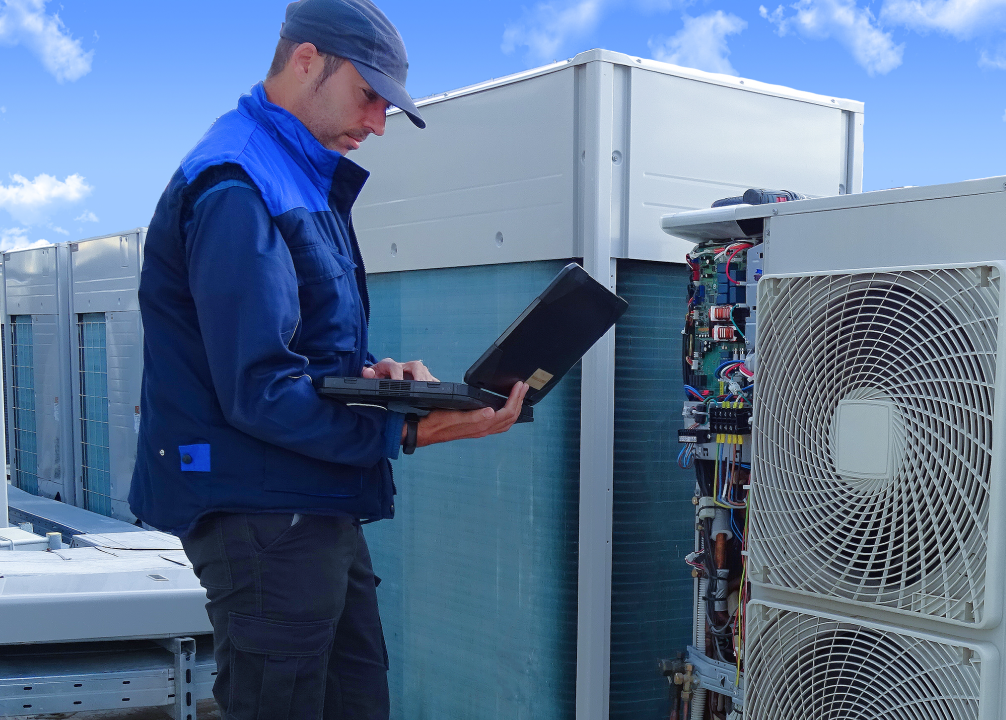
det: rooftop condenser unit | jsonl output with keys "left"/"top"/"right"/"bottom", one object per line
{"left": 748, "top": 262, "right": 1003, "bottom": 719}
{"left": 662, "top": 177, "right": 1006, "bottom": 720}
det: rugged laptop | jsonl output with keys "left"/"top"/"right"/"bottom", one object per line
{"left": 320, "top": 263, "right": 629, "bottom": 423}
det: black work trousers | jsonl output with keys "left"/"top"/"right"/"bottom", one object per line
{"left": 181, "top": 512, "right": 390, "bottom": 720}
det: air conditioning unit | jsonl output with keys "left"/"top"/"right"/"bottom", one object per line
{"left": 2, "top": 244, "right": 75, "bottom": 505}
{"left": 67, "top": 230, "right": 145, "bottom": 521}
{"left": 662, "top": 176, "right": 1006, "bottom": 720}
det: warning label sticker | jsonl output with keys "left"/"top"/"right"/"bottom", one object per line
{"left": 526, "top": 369, "right": 554, "bottom": 390}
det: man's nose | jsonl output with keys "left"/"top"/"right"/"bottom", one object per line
{"left": 367, "top": 104, "right": 387, "bottom": 137}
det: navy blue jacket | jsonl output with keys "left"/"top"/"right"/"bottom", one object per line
{"left": 129, "top": 84, "right": 403, "bottom": 536}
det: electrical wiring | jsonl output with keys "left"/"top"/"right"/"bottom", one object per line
{"left": 677, "top": 443, "right": 695, "bottom": 469}
{"left": 713, "top": 360, "right": 742, "bottom": 377}
{"left": 684, "top": 385, "right": 705, "bottom": 401}
{"left": 729, "top": 306, "right": 746, "bottom": 341}
{"left": 723, "top": 243, "right": 754, "bottom": 286}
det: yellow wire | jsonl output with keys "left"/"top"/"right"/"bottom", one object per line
{"left": 736, "top": 503, "right": 751, "bottom": 686}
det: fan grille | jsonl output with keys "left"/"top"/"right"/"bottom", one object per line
{"left": 751, "top": 267, "right": 999, "bottom": 623}
{"left": 746, "top": 605, "right": 981, "bottom": 720}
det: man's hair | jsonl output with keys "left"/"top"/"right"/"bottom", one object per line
{"left": 266, "top": 37, "right": 346, "bottom": 88}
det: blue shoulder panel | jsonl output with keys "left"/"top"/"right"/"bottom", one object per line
{"left": 181, "top": 109, "right": 331, "bottom": 217}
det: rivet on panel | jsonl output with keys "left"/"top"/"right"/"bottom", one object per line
{"left": 390, "top": 243, "right": 398, "bottom": 257}
{"left": 611, "top": 151, "right": 622, "bottom": 165}
{"left": 495, "top": 232, "right": 504, "bottom": 247}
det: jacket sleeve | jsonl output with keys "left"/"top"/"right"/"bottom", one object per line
{"left": 184, "top": 179, "right": 402, "bottom": 466}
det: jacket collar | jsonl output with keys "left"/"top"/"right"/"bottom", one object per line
{"left": 238, "top": 83, "right": 369, "bottom": 216}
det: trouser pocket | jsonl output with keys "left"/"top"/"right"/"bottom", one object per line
{"left": 227, "top": 612, "right": 334, "bottom": 720}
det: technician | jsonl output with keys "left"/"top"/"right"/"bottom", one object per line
{"left": 128, "top": 1, "right": 528, "bottom": 717}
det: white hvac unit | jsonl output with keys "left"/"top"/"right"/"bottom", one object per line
{"left": 2, "top": 244, "right": 74, "bottom": 505}
{"left": 66, "top": 230, "right": 145, "bottom": 521}
{"left": 662, "top": 176, "right": 1006, "bottom": 719}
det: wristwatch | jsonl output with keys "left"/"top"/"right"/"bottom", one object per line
{"left": 403, "top": 413, "right": 420, "bottom": 455}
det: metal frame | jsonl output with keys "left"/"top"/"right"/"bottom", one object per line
{"left": 0, "top": 635, "right": 214, "bottom": 719}
{"left": 576, "top": 58, "right": 619, "bottom": 720}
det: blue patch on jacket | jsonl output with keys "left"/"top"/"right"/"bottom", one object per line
{"left": 179, "top": 444, "right": 211, "bottom": 472}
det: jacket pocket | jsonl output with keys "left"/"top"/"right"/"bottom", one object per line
{"left": 289, "top": 246, "right": 361, "bottom": 355}
{"left": 227, "top": 613, "right": 334, "bottom": 719}
{"left": 288, "top": 243, "right": 354, "bottom": 287}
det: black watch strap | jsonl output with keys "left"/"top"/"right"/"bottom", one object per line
{"left": 403, "top": 413, "right": 420, "bottom": 455}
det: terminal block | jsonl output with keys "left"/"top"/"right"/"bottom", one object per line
{"left": 708, "top": 402, "right": 752, "bottom": 435}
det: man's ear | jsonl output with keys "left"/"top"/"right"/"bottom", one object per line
{"left": 289, "top": 42, "right": 321, "bottom": 85}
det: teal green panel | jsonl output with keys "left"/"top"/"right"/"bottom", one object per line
{"left": 78, "top": 313, "right": 111, "bottom": 517}
{"left": 10, "top": 315, "right": 38, "bottom": 495}
{"left": 366, "top": 261, "right": 580, "bottom": 720}
{"left": 610, "top": 260, "right": 694, "bottom": 718}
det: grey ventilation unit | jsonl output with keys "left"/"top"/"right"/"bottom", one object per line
{"left": 3, "top": 244, "right": 74, "bottom": 504}
{"left": 67, "top": 231, "right": 145, "bottom": 521}
{"left": 750, "top": 264, "right": 1003, "bottom": 628}
{"left": 746, "top": 602, "right": 988, "bottom": 720}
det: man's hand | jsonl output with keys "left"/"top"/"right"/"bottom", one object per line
{"left": 362, "top": 358, "right": 438, "bottom": 382}
{"left": 405, "top": 381, "right": 530, "bottom": 448}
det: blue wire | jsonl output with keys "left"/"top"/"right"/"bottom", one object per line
{"left": 731, "top": 513, "right": 744, "bottom": 543}
{"left": 684, "top": 385, "right": 705, "bottom": 400}
{"left": 714, "top": 360, "right": 740, "bottom": 377}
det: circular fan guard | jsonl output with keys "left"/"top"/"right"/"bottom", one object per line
{"left": 751, "top": 267, "right": 998, "bottom": 623}
{"left": 747, "top": 606, "right": 981, "bottom": 720}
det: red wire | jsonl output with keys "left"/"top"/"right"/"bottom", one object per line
{"left": 724, "top": 244, "right": 753, "bottom": 285}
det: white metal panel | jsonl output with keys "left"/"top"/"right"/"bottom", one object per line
{"left": 70, "top": 233, "right": 141, "bottom": 313}
{"left": 763, "top": 179, "right": 1006, "bottom": 275}
{"left": 353, "top": 68, "right": 578, "bottom": 273}
{"left": 0, "top": 547, "right": 210, "bottom": 644}
{"left": 5, "top": 246, "right": 58, "bottom": 315}
{"left": 627, "top": 68, "right": 852, "bottom": 264}
{"left": 358, "top": 50, "right": 861, "bottom": 276}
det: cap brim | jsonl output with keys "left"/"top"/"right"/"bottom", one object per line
{"left": 352, "top": 61, "right": 426, "bottom": 130}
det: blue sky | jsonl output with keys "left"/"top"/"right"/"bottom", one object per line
{"left": 0, "top": 0, "right": 1003, "bottom": 250}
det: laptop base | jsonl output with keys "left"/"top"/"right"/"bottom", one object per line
{"left": 320, "top": 378, "right": 534, "bottom": 423}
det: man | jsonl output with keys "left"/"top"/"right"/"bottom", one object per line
{"left": 128, "top": 1, "right": 528, "bottom": 717}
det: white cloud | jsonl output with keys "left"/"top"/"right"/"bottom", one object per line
{"left": 0, "top": 227, "right": 51, "bottom": 252}
{"left": 1002, "top": 108, "right": 1006, "bottom": 120}
{"left": 761, "top": 0, "right": 904, "bottom": 74}
{"left": 0, "top": 172, "right": 92, "bottom": 224}
{"left": 501, "top": 0, "right": 696, "bottom": 63}
{"left": 0, "top": 0, "right": 93, "bottom": 82}
{"left": 881, "top": 0, "right": 1006, "bottom": 39}
{"left": 650, "top": 11, "right": 748, "bottom": 74}
{"left": 0, "top": 106, "right": 5, "bottom": 113}
{"left": 75, "top": 209, "right": 98, "bottom": 223}
{"left": 979, "top": 44, "right": 1006, "bottom": 67}
{"left": 502, "top": 0, "right": 606, "bottom": 63}
{"left": 48, "top": 224, "right": 67, "bottom": 235}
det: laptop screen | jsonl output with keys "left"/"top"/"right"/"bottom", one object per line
{"left": 463, "top": 263, "right": 629, "bottom": 405}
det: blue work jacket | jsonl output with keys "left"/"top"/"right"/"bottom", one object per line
{"left": 129, "top": 83, "right": 402, "bottom": 536}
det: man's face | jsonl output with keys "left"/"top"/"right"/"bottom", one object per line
{"left": 299, "top": 60, "right": 390, "bottom": 155}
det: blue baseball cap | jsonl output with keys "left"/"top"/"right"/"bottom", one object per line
{"left": 280, "top": 0, "right": 425, "bottom": 129}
